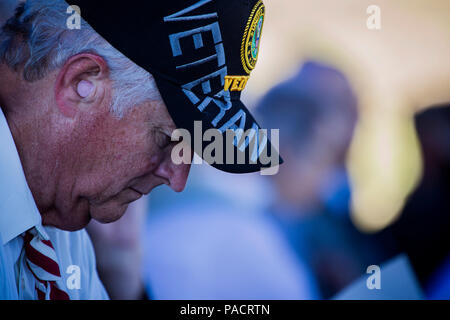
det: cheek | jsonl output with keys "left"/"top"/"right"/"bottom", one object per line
{"left": 139, "top": 152, "right": 163, "bottom": 174}
{"left": 129, "top": 134, "right": 166, "bottom": 175}
{"left": 106, "top": 136, "right": 150, "bottom": 173}
{"left": 105, "top": 144, "right": 162, "bottom": 191}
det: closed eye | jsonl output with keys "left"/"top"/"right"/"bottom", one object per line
{"left": 154, "top": 130, "right": 172, "bottom": 150}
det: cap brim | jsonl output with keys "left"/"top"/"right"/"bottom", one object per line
{"left": 153, "top": 75, "right": 283, "bottom": 174}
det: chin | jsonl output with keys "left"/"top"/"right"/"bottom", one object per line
{"left": 42, "top": 211, "right": 92, "bottom": 231}
{"left": 41, "top": 199, "right": 92, "bottom": 231}
{"left": 89, "top": 202, "right": 129, "bottom": 224}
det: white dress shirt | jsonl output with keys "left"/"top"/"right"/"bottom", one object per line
{"left": 0, "top": 107, "right": 109, "bottom": 300}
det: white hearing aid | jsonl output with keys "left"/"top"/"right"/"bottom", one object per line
{"left": 77, "top": 80, "right": 94, "bottom": 98}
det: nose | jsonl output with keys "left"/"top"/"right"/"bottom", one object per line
{"left": 154, "top": 156, "right": 191, "bottom": 192}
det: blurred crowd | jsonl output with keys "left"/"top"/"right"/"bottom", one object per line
{"left": 88, "top": 61, "right": 450, "bottom": 300}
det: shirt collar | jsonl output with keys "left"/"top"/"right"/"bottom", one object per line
{"left": 0, "top": 107, "right": 41, "bottom": 245}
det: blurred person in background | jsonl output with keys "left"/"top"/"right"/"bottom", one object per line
{"left": 257, "top": 61, "right": 392, "bottom": 299}
{"left": 388, "top": 104, "right": 450, "bottom": 299}
{"left": 142, "top": 60, "right": 395, "bottom": 300}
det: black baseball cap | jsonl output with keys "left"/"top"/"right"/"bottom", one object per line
{"left": 70, "top": 0, "right": 282, "bottom": 173}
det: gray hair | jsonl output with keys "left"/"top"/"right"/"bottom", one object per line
{"left": 0, "top": 0, "right": 160, "bottom": 117}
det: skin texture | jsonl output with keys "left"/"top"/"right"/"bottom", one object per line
{"left": 0, "top": 53, "right": 191, "bottom": 231}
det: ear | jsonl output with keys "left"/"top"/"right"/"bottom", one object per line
{"left": 54, "top": 53, "right": 110, "bottom": 118}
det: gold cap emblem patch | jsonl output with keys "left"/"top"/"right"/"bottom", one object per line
{"left": 241, "top": 1, "right": 265, "bottom": 75}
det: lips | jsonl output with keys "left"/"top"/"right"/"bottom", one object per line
{"left": 128, "top": 176, "right": 169, "bottom": 197}
{"left": 129, "top": 187, "right": 144, "bottom": 196}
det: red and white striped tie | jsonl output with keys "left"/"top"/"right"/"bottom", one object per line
{"left": 22, "top": 228, "right": 70, "bottom": 300}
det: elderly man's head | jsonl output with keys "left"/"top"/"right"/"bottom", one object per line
{"left": 0, "top": 0, "right": 191, "bottom": 230}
